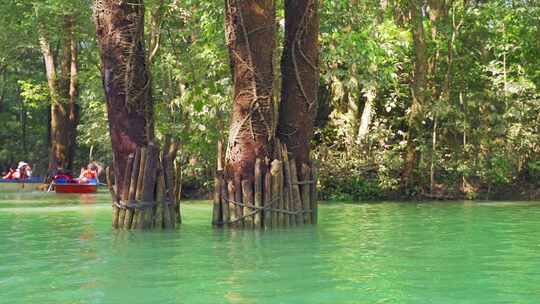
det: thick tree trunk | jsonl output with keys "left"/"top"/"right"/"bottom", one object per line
{"left": 224, "top": 0, "right": 276, "bottom": 180}
{"left": 277, "top": 0, "right": 319, "bottom": 167}
{"left": 402, "top": 0, "right": 428, "bottom": 191}
{"left": 39, "top": 18, "right": 79, "bottom": 172}
{"left": 94, "top": 0, "right": 153, "bottom": 194}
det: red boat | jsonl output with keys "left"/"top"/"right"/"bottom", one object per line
{"left": 54, "top": 183, "right": 98, "bottom": 194}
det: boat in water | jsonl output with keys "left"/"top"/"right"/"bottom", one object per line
{"left": 0, "top": 177, "right": 45, "bottom": 191}
{"left": 53, "top": 182, "right": 98, "bottom": 194}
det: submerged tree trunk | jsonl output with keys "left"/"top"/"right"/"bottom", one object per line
{"left": 39, "top": 17, "right": 79, "bottom": 172}
{"left": 402, "top": 0, "right": 428, "bottom": 191}
{"left": 277, "top": 0, "right": 319, "bottom": 167}
{"left": 224, "top": 0, "right": 276, "bottom": 180}
{"left": 94, "top": 0, "right": 153, "bottom": 195}
{"left": 214, "top": 0, "right": 319, "bottom": 229}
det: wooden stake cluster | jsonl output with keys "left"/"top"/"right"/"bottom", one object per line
{"left": 212, "top": 142, "right": 318, "bottom": 229}
{"left": 109, "top": 144, "right": 180, "bottom": 229}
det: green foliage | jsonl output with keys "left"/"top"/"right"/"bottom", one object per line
{"left": 18, "top": 80, "right": 49, "bottom": 106}
{"left": 0, "top": 0, "right": 537, "bottom": 200}
{"left": 318, "top": 160, "right": 383, "bottom": 201}
{"left": 526, "top": 160, "right": 540, "bottom": 180}
{"left": 313, "top": 0, "right": 539, "bottom": 200}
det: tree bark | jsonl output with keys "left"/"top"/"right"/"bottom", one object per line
{"left": 224, "top": 0, "right": 276, "bottom": 180}
{"left": 277, "top": 0, "right": 319, "bottom": 167}
{"left": 94, "top": 0, "right": 153, "bottom": 194}
{"left": 39, "top": 17, "right": 79, "bottom": 172}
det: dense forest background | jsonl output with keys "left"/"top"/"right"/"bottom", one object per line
{"left": 0, "top": 0, "right": 538, "bottom": 200}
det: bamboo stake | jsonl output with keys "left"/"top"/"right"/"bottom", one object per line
{"left": 139, "top": 144, "right": 159, "bottom": 229}
{"left": 228, "top": 181, "right": 237, "bottom": 227}
{"left": 106, "top": 166, "right": 116, "bottom": 199}
{"left": 118, "top": 153, "right": 134, "bottom": 227}
{"left": 131, "top": 147, "right": 147, "bottom": 229}
{"left": 254, "top": 158, "right": 263, "bottom": 228}
{"left": 283, "top": 179, "right": 291, "bottom": 227}
{"left": 107, "top": 166, "right": 120, "bottom": 228}
{"left": 124, "top": 148, "right": 141, "bottom": 229}
{"left": 270, "top": 160, "right": 282, "bottom": 228}
{"left": 301, "top": 164, "right": 311, "bottom": 224}
{"left": 163, "top": 154, "right": 177, "bottom": 227}
{"left": 282, "top": 146, "right": 295, "bottom": 226}
{"left": 213, "top": 140, "right": 225, "bottom": 226}
{"left": 279, "top": 160, "right": 285, "bottom": 227}
{"left": 212, "top": 172, "right": 223, "bottom": 226}
{"left": 135, "top": 147, "right": 147, "bottom": 201}
{"left": 162, "top": 169, "right": 173, "bottom": 229}
{"left": 242, "top": 180, "right": 254, "bottom": 229}
{"left": 156, "top": 156, "right": 174, "bottom": 229}
{"left": 289, "top": 159, "right": 303, "bottom": 225}
{"left": 234, "top": 174, "right": 243, "bottom": 228}
{"left": 221, "top": 175, "right": 229, "bottom": 225}
{"left": 155, "top": 167, "right": 165, "bottom": 229}
{"left": 174, "top": 160, "right": 182, "bottom": 223}
{"left": 263, "top": 170, "right": 272, "bottom": 230}
{"left": 310, "top": 164, "right": 318, "bottom": 224}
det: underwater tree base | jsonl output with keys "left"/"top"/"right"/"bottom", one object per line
{"left": 212, "top": 142, "right": 318, "bottom": 229}
{"left": 107, "top": 144, "right": 180, "bottom": 230}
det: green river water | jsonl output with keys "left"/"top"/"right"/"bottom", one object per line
{"left": 1, "top": 189, "right": 539, "bottom": 304}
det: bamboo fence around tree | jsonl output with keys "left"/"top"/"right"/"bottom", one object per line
{"left": 212, "top": 141, "right": 318, "bottom": 229}
{"left": 108, "top": 143, "right": 180, "bottom": 230}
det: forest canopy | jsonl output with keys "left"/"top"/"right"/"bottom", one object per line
{"left": 0, "top": 0, "right": 538, "bottom": 200}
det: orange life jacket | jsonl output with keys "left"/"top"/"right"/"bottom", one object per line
{"left": 82, "top": 169, "right": 97, "bottom": 179}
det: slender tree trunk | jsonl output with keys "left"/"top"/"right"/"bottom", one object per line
{"left": 39, "top": 33, "right": 61, "bottom": 170}
{"left": 94, "top": 0, "right": 153, "bottom": 194}
{"left": 357, "top": 85, "right": 376, "bottom": 142}
{"left": 147, "top": 0, "right": 165, "bottom": 64}
{"left": 427, "top": 0, "right": 442, "bottom": 195}
{"left": 39, "top": 18, "right": 79, "bottom": 172}
{"left": 163, "top": 134, "right": 180, "bottom": 163}
{"left": 460, "top": 91, "right": 468, "bottom": 192}
{"left": 402, "top": 0, "right": 428, "bottom": 191}
{"left": 68, "top": 20, "right": 79, "bottom": 171}
{"left": 277, "top": 0, "right": 319, "bottom": 167}
{"left": 224, "top": 0, "right": 276, "bottom": 180}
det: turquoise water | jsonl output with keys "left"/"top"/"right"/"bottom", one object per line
{"left": 1, "top": 189, "right": 540, "bottom": 303}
